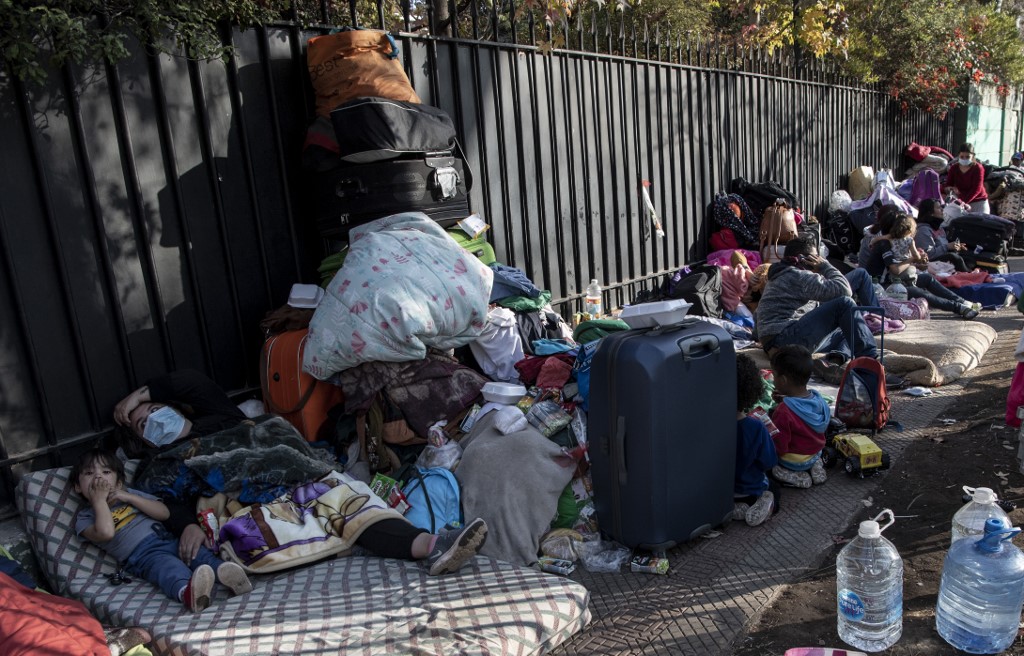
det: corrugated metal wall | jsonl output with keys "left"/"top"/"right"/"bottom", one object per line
{"left": 0, "top": 23, "right": 952, "bottom": 514}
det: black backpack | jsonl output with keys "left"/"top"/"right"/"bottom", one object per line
{"left": 661, "top": 264, "right": 723, "bottom": 318}
{"left": 730, "top": 177, "right": 800, "bottom": 220}
{"left": 825, "top": 210, "right": 857, "bottom": 256}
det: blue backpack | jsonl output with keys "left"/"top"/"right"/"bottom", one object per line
{"left": 395, "top": 466, "right": 462, "bottom": 532}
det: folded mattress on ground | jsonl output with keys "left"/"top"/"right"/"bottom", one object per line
{"left": 16, "top": 465, "right": 591, "bottom": 656}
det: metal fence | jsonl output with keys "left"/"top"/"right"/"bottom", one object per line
{"left": 0, "top": 4, "right": 952, "bottom": 515}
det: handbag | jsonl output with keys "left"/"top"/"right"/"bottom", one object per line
{"left": 759, "top": 200, "right": 798, "bottom": 263}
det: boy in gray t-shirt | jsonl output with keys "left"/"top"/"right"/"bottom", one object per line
{"left": 73, "top": 448, "right": 252, "bottom": 612}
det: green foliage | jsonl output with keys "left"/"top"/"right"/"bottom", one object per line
{"left": 705, "top": 0, "right": 1024, "bottom": 115}
{"left": 1, "top": 0, "right": 292, "bottom": 85}
{"left": 840, "top": 0, "right": 1024, "bottom": 116}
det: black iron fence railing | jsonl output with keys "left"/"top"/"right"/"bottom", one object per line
{"left": 0, "top": 6, "right": 952, "bottom": 517}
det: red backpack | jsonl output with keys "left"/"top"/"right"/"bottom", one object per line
{"left": 835, "top": 357, "right": 891, "bottom": 433}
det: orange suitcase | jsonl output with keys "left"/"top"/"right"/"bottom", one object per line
{"left": 261, "top": 329, "right": 345, "bottom": 441}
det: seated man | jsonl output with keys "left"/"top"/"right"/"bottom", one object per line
{"left": 112, "top": 369, "right": 487, "bottom": 576}
{"left": 755, "top": 237, "right": 878, "bottom": 361}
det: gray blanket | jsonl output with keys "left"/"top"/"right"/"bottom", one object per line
{"left": 456, "top": 411, "right": 576, "bottom": 566}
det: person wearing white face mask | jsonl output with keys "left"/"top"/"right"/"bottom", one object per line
{"left": 943, "top": 142, "right": 990, "bottom": 214}
{"left": 112, "top": 370, "right": 488, "bottom": 577}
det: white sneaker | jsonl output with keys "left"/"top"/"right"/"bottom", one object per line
{"left": 732, "top": 502, "right": 751, "bottom": 521}
{"left": 217, "top": 561, "right": 253, "bottom": 597}
{"left": 810, "top": 459, "right": 828, "bottom": 485}
{"left": 772, "top": 465, "right": 812, "bottom": 489}
{"left": 745, "top": 492, "right": 775, "bottom": 526}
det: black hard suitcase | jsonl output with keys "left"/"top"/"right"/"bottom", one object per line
{"left": 308, "top": 153, "right": 470, "bottom": 239}
{"left": 587, "top": 317, "right": 736, "bottom": 550}
{"left": 946, "top": 213, "right": 1016, "bottom": 257}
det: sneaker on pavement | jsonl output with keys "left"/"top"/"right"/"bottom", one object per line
{"left": 958, "top": 303, "right": 979, "bottom": 320}
{"left": 427, "top": 517, "right": 488, "bottom": 576}
{"left": 772, "top": 465, "right": 812, "bottom": 489}
{"left": 745, "top": 491, "right": 775, "bottom": 526}
{"left": 217, "top": 561, "right": 253, "bottom": 597}
{"left": 884, "top": 372, "right": 904, "bottom": 389}
{"left": 811, "top": 358, "right": 843, "bottom": 385}
{"left": 810, "top": 459, "right": 828, "bottom": 485}
{"left": 732, "top": 502, "right": 751, "bottom": 521}
{"left": 182, "top": 564, "right": 214, "bottom": 613}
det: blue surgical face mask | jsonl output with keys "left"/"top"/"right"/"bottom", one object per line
{"left": 958, "top": 157, "right": 972, "bottom": 166}
{"left": 142, "top": 406, "right": 185, "bottom": 446}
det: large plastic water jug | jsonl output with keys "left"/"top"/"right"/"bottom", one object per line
{"left": 836, "top": 509, "right": 903, "bottom": 652}
{"left": 936, "top": 518, "right": 1024, "bottom": 654}
{"left": 951, "top": 486, "right": 1010, "bottom": 545}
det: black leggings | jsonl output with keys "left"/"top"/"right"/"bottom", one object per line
{"left": 934, "top": 252, "right": 969, "bottom": 272}
{"left": 356, "top": 518, "right": 428, "bottom": 559}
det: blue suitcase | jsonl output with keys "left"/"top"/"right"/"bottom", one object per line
{"left": 587, "top": 317, "right": 737, "bottom": 550}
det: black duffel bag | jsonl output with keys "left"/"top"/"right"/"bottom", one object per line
{"left": 662, "top": 264, "right": 723, "bottom": 319}
{"left": 331, "top": 97, "right": 457, "bottom": 163}
{"left": 729, "top": 177, "right": 800, "bottom": 221}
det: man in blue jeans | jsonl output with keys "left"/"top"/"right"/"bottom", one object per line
{"left": 755, "top": 236, "right": 878, "bottom": 361}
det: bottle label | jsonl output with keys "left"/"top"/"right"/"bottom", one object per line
{"left": 838, "top": 589, "right": 865, "bottom": 621}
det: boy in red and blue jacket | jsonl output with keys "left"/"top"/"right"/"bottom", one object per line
{"left": 769, "top": 345, "right": 830, "bottom": 489}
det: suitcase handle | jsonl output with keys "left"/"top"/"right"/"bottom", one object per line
{"left": 614, "top": 416, "right": 627, "bottom": 485}
{"left": 678, "top": 334, "right": 720, "bottom": 361}
{"left": 334, "top": 176, "right": 368, "bottom": 199}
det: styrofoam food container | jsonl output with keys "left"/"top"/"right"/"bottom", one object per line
{"left": 288, "top": 283, "right": 325, "bottom": 309}
{"left": 619, "top": 299, "right": 692, "bottom": 329}
{"left": 481, "top": 382, "right": 527, "bottom": 405}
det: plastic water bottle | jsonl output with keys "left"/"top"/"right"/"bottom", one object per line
{"left": 837, "top": 509, "right": 903, "bottom": 652}
{"left": 936, "top": 518, "right": 1024, "bottom": 653}
{"left": 951, "top": 486, "right": 1010, "bottom": 545}
{"left": 585, "top": 279, "right": 603, "bottom": 318}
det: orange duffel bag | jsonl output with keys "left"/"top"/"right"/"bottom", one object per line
{"left": 261, "top": 329, "right": 345, "bottom": 441}
{"left": 307, "top": 29, "right": 421, "bottom": 118}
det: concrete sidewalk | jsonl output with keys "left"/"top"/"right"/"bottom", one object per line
{"left": 552, "top": 299, "right": 1023, "bottom": 655}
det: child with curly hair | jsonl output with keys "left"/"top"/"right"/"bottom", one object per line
{"left": 72, "top": 447, "right": 253, "bottom": 613}
{"left": 733, "top": 354, "right": 779, "bottom": 526}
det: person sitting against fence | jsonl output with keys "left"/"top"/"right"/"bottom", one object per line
{"left": 943, "top": 142, "right": 990, "bottom": 214}
{"left": 754, "top": 236, "right": 878, "bottom": 361}
{"left": 863, "top": 213, "right": 979, "bottom": 319}
{"left": 868, "top": 212, "right": 927, "bottom": 285}
{"left": 768, "top": 345, "right": 829, "bottom": 489}
{"left": 72, "top": 446, "right": 253, "bottom": 613}
{"left": 733, "top": 354, "right": 779, "bottom": 526}
{"left": 112, "top": 369, "right": 488, "bottom": 577}
{"left": 914, "top": 198, "right": 970, "bottom": 272}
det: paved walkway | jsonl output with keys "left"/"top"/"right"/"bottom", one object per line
{"left": 552, "top": 297, "right": 1023, "bottom": 655}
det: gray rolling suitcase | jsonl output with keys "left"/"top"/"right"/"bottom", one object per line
{"left": 587, "top": 317, "right": 736, "bottom": 550}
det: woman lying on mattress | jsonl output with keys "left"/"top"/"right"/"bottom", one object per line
{"left": 112, "top": 369, "right": 487, "bottom": 576}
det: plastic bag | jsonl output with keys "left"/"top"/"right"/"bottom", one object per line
{"left": 494, "top": 405, "right": 528, "bottom": 434}
{"left": 829, "top": 190, "right": 852, "bottom": 213}
{"left": 526, "top": 400, "right": 573, "bottom": 437}
{"left": 579, "top": 540, "right": 631, "bottom": 573}
{"left": 415, "top": 440, "right": 463, "bottom": 471}
{"left": 540, "top": 528, "right": 584, "bottom": 562}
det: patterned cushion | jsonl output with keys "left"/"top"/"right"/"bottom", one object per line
{"left": 16, "top": 461, "right": 139, "bottom": 595}
{"left": 16, "top": 466, "right": 592, "bottom": 656}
